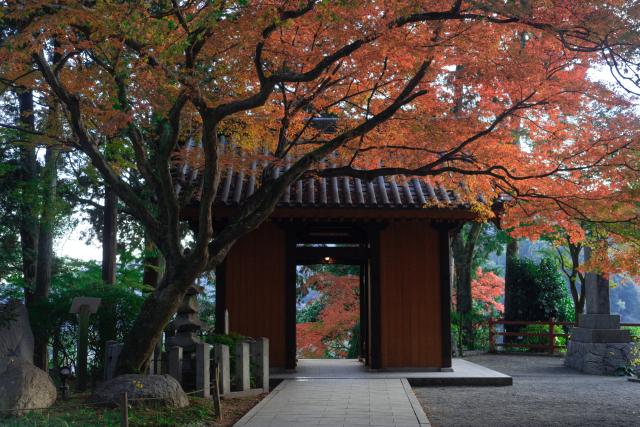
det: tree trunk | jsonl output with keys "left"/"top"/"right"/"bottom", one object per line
{"left": 17, "top": 90, "right": 39, "bottom": 307}
{"left": 98, "top": 184, "right": 118, "bottom": 369}
{"left": 115, "top": 263, "right": 201, "bottom": 374}
{"left": 102, "top": 185, "right": 117, "bottom": 285}
{"left": 451, "top": 222, "right": 482, "bottom": 349}
{"left": 503, "top": 238, "right": 519, "bottom": 340}
{"left": 32, "top": 147, "right": 60, "bottom": 371}
{"left": 577, "top": 277, "right": 586, "bottom": 319}
{"left": 142, "top": 239, "right": 161, "bottom": 288}
{"left": 568, "top": 242, "right": 586, "bottom": 322}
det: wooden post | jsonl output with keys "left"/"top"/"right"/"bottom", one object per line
{"left": 77, "top": 304, "right": 90, "bottom": 391}
{"left": 284, "top": 228, "right": 297, "bottom": 371}
{"left": 368, "top": 226, "right": 383, "bottom": 370}
{"left": 69, "top": 297, "right": 101, "bottom": 389}
{"left": 549, "top": 318, "right": 555, "bottom": 355}
{"left": 436, "top": 224, "right": 453, "bottom": 369}
{"left": 212, "top": 362, "right": 222, "bottom": 421}
{"left": 214, "top": 260, "right": 227, "bottom": 335}
{"left": 120, "top": 392, "right": 129, "bottom": 427}
{"left": 489, "top": 317, "right": 495, "bottom": 353}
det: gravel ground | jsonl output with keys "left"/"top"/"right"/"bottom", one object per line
{"left": 414, "top": 354, "right": 640, "bottom": 427}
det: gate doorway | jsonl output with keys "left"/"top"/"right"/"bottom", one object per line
{"left": 283, "top": 223, "right": 380, "bottom": 371}
{"left": 296, "top": 264, "right": 361, "bottom": 360}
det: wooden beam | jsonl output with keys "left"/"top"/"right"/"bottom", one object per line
{"left": 181, "top": 204, "right": 478, "bottom": 222}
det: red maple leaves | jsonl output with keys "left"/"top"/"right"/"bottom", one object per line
{"left": 297, "top": 273, "right": 359, "bottom": 359}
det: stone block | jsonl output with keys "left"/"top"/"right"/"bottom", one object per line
{"left": 104, "top": 341, "right": 123, "bottom": 380}
{"left": 214, "top": 344, "right": 231, "bottom": 395}
{"left": 0, "top": 357, "right": 56, "bottom": 415}
{"left": 250, "top": 337, "right": 269, "bottom": 392}
{"left": 585, "top": 272, "right": 610, "bottom": 315}
{"left": 571, "top": 327, "right": 631, "bottom": 343}
{"left": 578, "top": 314, "right": 620, "bottom": 329}
{"left": 0, "top": 302, "right": 34, "bottom": 363}
{"left": 167, "top": 346, "right": 183, "bottom": 383}
{"left": 195, "top": 343, "right": 211, "bottom": 397}
{"left": 234, "top": 341, "right": 250, "bottom": 391}
{"left": 91, "top": 374, "right": 188, "bottom": 408}
{"left": 565, "top": 340, "right": 634, "bottom": 375}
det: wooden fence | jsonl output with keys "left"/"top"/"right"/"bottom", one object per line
{"left": 488, "top": 318, "right": 640, "bottom": 354}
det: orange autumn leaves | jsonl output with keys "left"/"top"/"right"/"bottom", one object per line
{"left": 297, "top": 273, "right": 359, "bottom": 359}
{"left": 453, "top": 268, "right": 506, "bottom": 315}
{"left": 2, "top": 1, "right": 639, "bottom": 276}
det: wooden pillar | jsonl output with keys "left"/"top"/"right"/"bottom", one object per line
{"left": 359, "top": 262, "right": 368, "bottom": 362}
{"left": 368, "top": 226, "right": 382, "bottom": 370}
{"left": 215, "top": 259, "right": 227, "bottom": 335}
{"left": 437, "top": 224, "right": 453, "bottom": 369}
{"left": 284, "top": 228, "right": 297, "bottom": 370}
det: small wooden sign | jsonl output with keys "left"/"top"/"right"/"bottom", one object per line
{"left": 69, "top": 297, "right": 101, "bottom": 314}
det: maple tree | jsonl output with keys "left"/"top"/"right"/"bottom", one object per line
{"left": 297, "top": 272, "right": 360, "bottom": 359}
{"left": 471, "top": 267, "right": 505, "bottom": 314}
{"left": 2, "top": 1, "right": 640, "bottom": 373}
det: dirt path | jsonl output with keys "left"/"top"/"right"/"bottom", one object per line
{"left": 414, "top": 354, "right": 640, "bottom": 427}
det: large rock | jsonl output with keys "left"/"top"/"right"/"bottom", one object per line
{"left": 92, "top": 374, "right": 189, "bottom": 408}
{"left": 0, "top": 357, "right": 57, "bottom": 416}
{"left": 0, "top": 302, "right": 34, "bottom": 362}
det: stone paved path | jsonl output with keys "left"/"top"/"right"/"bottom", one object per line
{"left": 235, "top": 378, "right": 430, "bottom": 427}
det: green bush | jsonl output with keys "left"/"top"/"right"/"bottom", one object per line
{"left": 1, "top": 257, "right": 147, "bottom": 378}
{"left": 347, "top": 322, "right": 360, "bottom": 358}
{"left": 505, "top": 256, "right": 572, "bottom": 322}
{"left": 520, "top": 324, "right": 567, "bottom": 351}
{"left": 203, "top": 332, "right": 249, "bottom": 386}
{"left": 623, "top": 326, "right": 640, "bottom": 342}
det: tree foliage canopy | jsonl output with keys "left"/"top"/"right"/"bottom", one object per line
{"left": 2, "top": 0, "right": 640, "bottom": 371}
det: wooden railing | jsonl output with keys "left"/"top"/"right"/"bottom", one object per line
{"left": 488, "top": 318, "right": 640, "bottom": 354}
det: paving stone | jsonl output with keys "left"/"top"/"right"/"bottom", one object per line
{"left": 234, "top": 378, "right": 430, "bottom": 426}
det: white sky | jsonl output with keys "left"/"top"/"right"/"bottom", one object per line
{"left": 55, "top": 218, "right": 102, "bottom": 261}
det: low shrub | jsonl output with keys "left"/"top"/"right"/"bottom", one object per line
{"left": 520, "top": 324, "right": 567, "bottom": 351}
{"left": 622, "top": 326, "right": 640, "bottom": 342}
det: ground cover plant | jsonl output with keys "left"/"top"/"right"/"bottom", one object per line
{"left": 1, "top": 394, "right": 264, "bottom": 427}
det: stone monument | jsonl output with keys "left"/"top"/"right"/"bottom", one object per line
{"left": 565, "top": 250, "right": 632, "bottom": 375}
{"left": 166, "top": 282, "right": 205, "bottom": 391}
{"left": 166, "top": 284, "right": 204, "bottom": 351}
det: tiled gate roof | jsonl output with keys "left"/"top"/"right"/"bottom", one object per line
{"left": 174, "top": 141, "right": 473, "bottom": 210}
